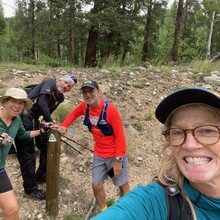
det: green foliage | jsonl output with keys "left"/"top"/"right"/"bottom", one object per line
{"left": 188, "top": 60, "right": 220, "bottom": 73}
{"left": 132, "top": 80, "right": 146, "bottom": 89}
{"left": 144, "top": 109, "right": 153, "bottom": 121}
{"left": 63, "top": 213, "right": 84, "bottom": 220}
{"left": 133, "top": 121, "right": 143, "bottom": 131}
{"left": 203, "top": 0, "right": 220, "bottom": 13}
{"left": 106, "top": 197, "right": 116, "bottom": 207}
{"left": 59, "top": 176, "right": 71, "bottom": 189}
{"left": 179, "top": 47, "right": 198, "bottom": 63}
{"left": 111, "top": 70, "right": 121, "bottom": 78}
{"left": 0, "top": 0, "right": 220, "bottom": 66}
{"left": 52, "top": 103, "right": 72, "bottom": 124}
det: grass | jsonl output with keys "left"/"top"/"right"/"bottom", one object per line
{"left": 63, "top": 213, "right": 84, "bottom": 220}
{"left": 183, "top": 60, "right": 220, "bottom": 74}
{"left": 52, "top": 103, "right": 73, "bottom": 124}
{"left": 0, "top": 59, "right": 220, "bottom": 74}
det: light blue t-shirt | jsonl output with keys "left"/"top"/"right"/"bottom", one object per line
{"left": 91, "top": 181, "right": 220, "bottom": 220}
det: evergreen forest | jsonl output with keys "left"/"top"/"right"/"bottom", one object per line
{"left": 0, "top": 0, "right": 220, "bottom": 68}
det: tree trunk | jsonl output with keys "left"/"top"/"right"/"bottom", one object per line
{"left": 142, "top": 0, "right": 152, "bottom": 62}
{"left": 172, "top": 0, "right": 184, "bottom": 63}
{"left": 69, "top": 1, "right": 75, "bottom": 65}
{"left": 84, "top": 27, "right": 98, "bottom": 67}
{"left": 30, "top": 0, "right": 35, "bottom": 60}
{"left": 206, "top": 11, "right": 215, "bottom": 60}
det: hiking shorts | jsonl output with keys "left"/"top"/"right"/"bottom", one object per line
{"left": 92, "top": 154, "right": 129, "bottom": 186}
{"left": 0, "top": 169, "right": 13, "bottom": 193}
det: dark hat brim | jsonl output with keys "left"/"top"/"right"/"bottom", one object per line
{"left": 155, "top": 88, "right": 220, "bottom": 124}
{"left": 80, "top": 84, "right": 97, "bottom": 89}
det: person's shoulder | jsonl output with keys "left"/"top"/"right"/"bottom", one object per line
{"left": 133, "top": 182, "right": 164, "bottom": 194}
{"left": 125, "top": 182, "right": 165, "bottom": 203}
{"left": 14, "top": 115, "right": 22, "bottom": 122}
{"left": 76, "top": 101, "right": 87, "bottom": 110}
{"left": 105, "top": 100, "right": 118, "bottom": 110}
{"left": 13, "top": 115, "right": 23, "bottom": 125}
{"left": 42, "top": 78, "right": 56, "bottom": 86}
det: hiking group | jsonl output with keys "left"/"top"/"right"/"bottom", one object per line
{"left": 1, "top": 73, "right": 220, "bottom": 220}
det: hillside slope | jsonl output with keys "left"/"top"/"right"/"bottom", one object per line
{"left": 2, "top": 66, "right": 204, "bottom": 219}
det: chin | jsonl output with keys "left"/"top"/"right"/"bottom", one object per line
{"left": 57, "top": 87, "right": 64, "bottom": 93}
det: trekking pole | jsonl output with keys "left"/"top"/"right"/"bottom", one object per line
{"left": 61, "top": 138, "right": 83, "bottom": 155}
{"left": 61, "top": 135, "right": 93, "bottom": 153}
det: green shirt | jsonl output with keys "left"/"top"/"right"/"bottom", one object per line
{"left": 0, "top": 116, "right": 30, "bottom": 168}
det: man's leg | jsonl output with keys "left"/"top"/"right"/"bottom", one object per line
{"left": 92, "top": 182, "right": 107, "bottom": 210}
{"left": 15, "top": 137, "right": 38, "bottom": 194}
{"left": 16, "top": 136, "right": 46, "bottom": 200}
{"left": 119, "top": 182, "right": 130, "bottom": 197}
{"left": 35, "top": 134, "right": 48, "bottom": 183}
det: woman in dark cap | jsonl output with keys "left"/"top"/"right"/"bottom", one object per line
{"left": 91, "top": 87, "right": 220, "bottom": 220}
{"left": 0, "top": 88, "right": 51, "bottom": 220}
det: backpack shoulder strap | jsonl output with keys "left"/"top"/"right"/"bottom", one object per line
{"left": 102, "top": 100, "right": 110, "bottom": 120}
{"left": 158, "top": 182, "right": 192, "bottom": 220}
{"left": 24, "top": 84, "right": 39, "bottom": 94}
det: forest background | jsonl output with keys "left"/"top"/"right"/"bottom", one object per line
{"left": 0, "top": 0, "right": 219, "bottom": 68}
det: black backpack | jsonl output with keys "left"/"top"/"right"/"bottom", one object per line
{"left": 24, "top": 84, "right": 39, "bottom": 94}
{"left": 159, "top": 183, "right": 193, "bottom": 220}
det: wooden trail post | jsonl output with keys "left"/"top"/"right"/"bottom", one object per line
{"left": 46, "top": 128, "right": 61, "bottom": 217}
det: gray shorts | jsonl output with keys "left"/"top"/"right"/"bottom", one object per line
{"left": 92, "top": 154, "right": 129, "bottom": 186}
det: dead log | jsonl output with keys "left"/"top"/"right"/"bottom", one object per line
{"left": 85, "top": 197, "right": 97, "bottom": 220}
{"left": 210, "top": 52, "right": 220, "bottom": 63}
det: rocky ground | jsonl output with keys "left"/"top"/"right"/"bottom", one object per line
{"left": 1, "top": 65, "right": 216, "bottom": 219}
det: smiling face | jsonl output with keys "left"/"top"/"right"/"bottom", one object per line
{"left": 56, "top": 79, "right": 73, "bottom": 93}
{"left": 169, "top": 104, "right": 220, "bottom": 186}
{"left": 3, "top": 98, "right": 25, "bottom": 117}
{"left": 82, "top": 87, "right": 99, "bottom": 107}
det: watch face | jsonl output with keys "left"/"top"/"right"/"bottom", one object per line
{"left": 116, "top": 157, "right": 123, "bottom": 162}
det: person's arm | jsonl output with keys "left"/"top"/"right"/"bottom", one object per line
{"left": 107, "top": 104, "right": 127, "bottom": 175}
{"left": 91, "top": 182, "right": 167, "bottom": 220}
{"left": 16, "top": 118, "right": 52, "bottom": 138}
{"left": 58, "top": 102, "right": 86, "bottom": 135}
{"left": 37, "top": 94, "right": 53, "bottom": 122}
{"left": 108, "top": 103, "right": 127, "bottom": 157}
{"left": 30, "top": 124, "right": 52, "bottom": 137}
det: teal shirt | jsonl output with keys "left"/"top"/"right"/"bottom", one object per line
{"left": 0, "top": 116, "right": 30, "bottom": 169}
{"left": 92, "top": 181, "right": 220, "bottom": 220}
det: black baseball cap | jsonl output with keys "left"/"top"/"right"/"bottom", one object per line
{"left": 80, "top": 80, "right": 99, "bottom": 89}
{"left": 155, "top": 87, "right": 220, "bottom": 124}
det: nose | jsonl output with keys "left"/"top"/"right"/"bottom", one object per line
{"left": 181, "top": 132, "right": 202, "bottom": 149}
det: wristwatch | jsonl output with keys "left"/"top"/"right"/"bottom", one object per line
{"left": 115, "top": 156, "right": 123, "bottom": 162}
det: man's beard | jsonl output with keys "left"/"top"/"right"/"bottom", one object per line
{"left": 57, "top": 85, "right": 64, "bottom": 93}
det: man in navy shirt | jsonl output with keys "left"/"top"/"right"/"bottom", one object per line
{"left": 15, "top": 75, "right": 77, "bottom": 200}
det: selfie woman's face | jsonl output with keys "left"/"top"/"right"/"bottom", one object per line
{"left": 171, "top": 105, "right": 220, "bottom": 186}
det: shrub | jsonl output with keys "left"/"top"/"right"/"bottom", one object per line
{"left": 52, "top": 103, "right": 73, "bottom": 124}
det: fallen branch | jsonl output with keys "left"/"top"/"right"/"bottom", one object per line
{"left": 85, "top": 197, "right": 96, "bottom": 220}
{"left": 210, "top": 52, "right": 220, "bottom": 63}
